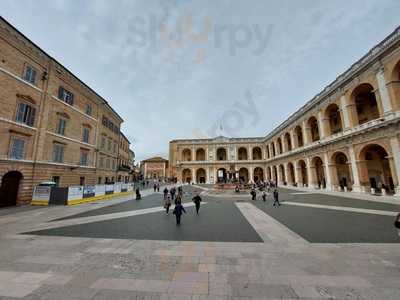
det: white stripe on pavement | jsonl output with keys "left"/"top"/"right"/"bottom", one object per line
{"left": 282, "top": 201, "right": 398, "bottom": 216}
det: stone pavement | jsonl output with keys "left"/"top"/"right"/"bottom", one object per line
{"left": 0, "top": 187, "right": 399, "bottom": 299}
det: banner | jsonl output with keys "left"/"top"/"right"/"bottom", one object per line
{"left": 114, "top": 182, "right": 122, "bottom": 193}
{"left": 32, "top": 186, "right": 51, "bottom": 201}
{"left": 83, "top": 185, "right": 95, "bottom": 198}
{"left": 121, "top": 183, "right": 128, "bottom": 192}
{"left": 105, "top": 184, "right": 114, "bottom": 194}
{"left": 68, "top": 186, "right": 83, "bottom": 201}
{"left": 95, "top": 184, "right": 105, "bottom": 196}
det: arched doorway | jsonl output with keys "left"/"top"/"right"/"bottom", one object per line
{"left": 287, "top": 162, "right": 295, "bottom": 185}
{"left": 298, "top": 160, "right": 308, "bottom": 187}
{"left": 196, "top": 148, "right": 205, "bottom": 161}
{"left": 271, "top": 143, "right": 276, "bottom": 157}
{"left": 279, "top": 164, "right": 286, "bottom": 185}
{"left": 390, "top": 60, "right": 400, "bottom": 110}
{"left": 352, "top": 83, "right": 380, "bottom": 125}
{"left": 267, "top": 166, "right": 272, "bottom": 181}
{"left": 295, "top": 125, "right": 304, "bottom": 147}
{"left": 277, "top": 138, "right": 283, "bottom": 154}
{"left": 359, "top": 144, "right": 394, "bottom": 193}
{"left": 0, "top": 171, "right": 23, "bottom": 207}
{"left": 325, "top": 103, "right": 342, "bottom": 135}
{"left": 312, "top": 156, "right": 326, "bottom": 189}
{"left": 308, "top": 116, "right": 320, "bottom": 142}
{"left": 266, "top": 145, "right": 270, "bottom": 158}
{"left": 252, "top": 147, "right": 262, "bottom": 160}
{"left": 182, "top": 169, "right": 192, "bottom": 183}
{"left": 272, "top": 166, "right": 278, "bottom": 183}
{"left": 217, "top": 168, "right": 227, "bottom": 183}
{"left": 238, "top": 147, "right": 248, "bottom": 160}
{"left": 239, "top": 168, "right": 249, "bottom": 183}
{"left": 216, "top": 148, "right": 227, "bottom": 161}
{"left": 253, "top": 167, "right": 264, "bottom": 183}
{"left": 196, "top": 168, "right": 206, "bottom": 184}
{"left": 331, "top": 152, "right": 351, "bottom": 191}
{"left": 182, "top": 149, "right": 192, "bottom": 161}
{"left": 284, "top": 132, "right": 292, "bottom": 151}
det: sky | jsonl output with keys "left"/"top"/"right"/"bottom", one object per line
{"left": 1, "top": 0, "right": 399, "bottom": 161}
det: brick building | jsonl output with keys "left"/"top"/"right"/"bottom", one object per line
{"left": 140, "top": 157, "right": 168, "bottom": 180}
{"left": 0, "top": 17, "right": 133, "bottom": 206}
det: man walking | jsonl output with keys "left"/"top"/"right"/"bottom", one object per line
{"left": 163, "top": 187, "right": 169, "bottom": 199}
{"left": 192, "top": 193, "right": 202, "bottom": 215}
{"left": 262, "top": 190, "right": 267, "bottom": 202}
{"left": 250, "top": 188, "right": 256, "bottom": 201}
{"left": 273, "top": 189, "right": 280, "bottom": 207}
{"left": 173, "top": 202, "right": 186, "bottom": 225}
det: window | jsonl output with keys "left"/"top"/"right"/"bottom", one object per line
{"left": 10, "top": 137, "right": 25, "bottom": 159}
{"left": 101, "top": 136, "right": 106, "bottom": 149}
{"left": 16, "top": 102, "right": 36, "bottom": 127}
{"left": 52, "top": 176, "right": 60, "bottom": 186}
{"left": 58, "top": 86, "right": 74, "bottom": 105}
{"left": 112, "top": 159, "right": 116, "bottom": 170}
{"left": 108, "top": 139, "right": 112, "bottom": 151}
{"left": 113, "top": 143, "right": 117, "bottom": 154}
{"left": 99, "top": 156, "right": 104, "bottom": 168}
{"left": 85, "top": 104, "right": 92, "bottom": 116}
{"left": 98, "top": 177, "right": 102, "bottom": 184}
{"left": 79, "top": 177, "right": 85, "bottom": 186}
{"left": 106, "top": 158, "right": 110, "bottom": 169}
{"left": 56, "top": 118, "right": 66, "bottom": 135}
{"left": 53, "top": 143, "right": 65, "bottom": 163}
{"left": 23, "top": 65, "right": 37, "bottom": 85}
{"left": 82, "top": 127, "right": 90, "bottom": 143}
{"left": 80, "top": 150, "right": 89, "bottom": 166}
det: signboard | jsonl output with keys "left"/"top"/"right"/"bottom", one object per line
{"left": 121, "top": 183, "right": 128, "bottom": 192}
{"left": 218, "top": 170, "right": 224, "bottom": 177}
{"left": 68, "top": 186, "right": 83, "bottom": 201}
{"left": 32, "top": 186, "right": 51, "bottom": 201}
{"left": 83, "top": 185, "right": 95, "bottom": 198}
{"left": 95, "top": 184, "right": 105, "bottom": 196}
{"left": 127, "top": 183, "right": 134, "bottom": 191}
{"left": 114, "top": 183, "right": 122, "bottom": 193}
{"left": 105, "top": 184, "right": 114, "bottom": 194}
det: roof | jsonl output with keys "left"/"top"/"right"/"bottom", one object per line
{"left": 141, "top": 156, "right": 168, "bottom": 162}
{"left": 0, "top": 16, "right": 124, "bottom": 122}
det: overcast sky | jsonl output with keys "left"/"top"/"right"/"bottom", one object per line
{"left": 1, "top": 0, "right": 399, "bottom": 161}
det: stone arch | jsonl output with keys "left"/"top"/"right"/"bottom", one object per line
{"left": 0, "top": 171, "right": 23, "bottom": 207}
{"left": 272, "top": 166, "right": 278, "bottom": 183}
{"left": 284, "top": 132, "right": 292, "bottom": 151}
{"left": 217, "top": 168, "right": 227, "bottom": 183}
{"left": 295, "top": 125, "right": 304, "bottom": 147}
{"left": 216, "top": 148, "right": 227, "bottom": 161}
{"left": 351, "top": 83, "right": 381, "bottom": 125}
{"left": 196, "top": 168, "right": 206, "bottom": 184}
{"left": 325, "top": 103, "right": 343, "bottom": 135}
{"left": 297, "top": 159, "right": 308, "bottom": 187}
{"left": 358, "top": 144, "right": 396, "bottom": 193}
{"left": 196, "top": 148, "right": 206, "bottom": 161}
{"left": 311, "top": 156, "right": 326, "bottom": 189}
{"left": 267, "top": 166, "right": 272, "bottom": 181}
{"left": 182, "top": 168, "right": 192, "bottom": 183}
{"left": 239, "top": 167, "right": 249, "bottom": 183}
{"left": 287, "top": 162, "right": 295, "bottom": 185}
{"left": 266, "top": 144, "right": 270, "bottom": 159}
{"left": 308, "top": 116, "right": 320, "bottom": 142}
{"left": 271, "top": 143, "right": 276, "bottom": 157}
{"left": 252, "top": 147, "right": 262, "bottom": 160}
{"left": 278, "top": 164, "right": 286, "bottom": 184}
{"left": 389, "top": 60, "right": 400, "bottom": 110}
{"left": 182, "top": 148, "right": 192, "bottom": 161}
{"left": 253, "top": 167, "right": 264, "bottom": 183}
{"left": 331, "top": 151, "right": 352, "bottom": 191}
{"left": 238, "top": 147, "right": 248, "bottom": 160}
{"left": 277, "top": 138, "right": 283, "bottom": 154}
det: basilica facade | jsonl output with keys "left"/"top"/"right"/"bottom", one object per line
{"left": 169, "top": 25, "right": 400, "bottom": 196}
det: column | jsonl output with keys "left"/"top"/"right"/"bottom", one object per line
{"left": 318, "top": 110, "right": 328, "bottom": 139}
{"left": 302, "top": 120, "right": 311, "bottom": 145}
{"left": 340, "top": 95, "right": 351, "bottom": 130}
{"left": 249, "top": 166, "right": 254, "bottom": 183}
{"left": 291, "top": 128, "right": 298, "bottom": 149}
{"left": 348, "top": 145, "right": 362, "bottom": 193}
{"left": 376, "top": 68, "right": 393, "bottom": 114}
{"left": 284, "top": 163, "right": 292, "bottom": 185}
{"left": 281, "top": 135, "right": 287, "bottom": 153}
{"left": 390, "top": 136, "right": 400, "bottom": 196}
{"left": 277, "top": 166, "right": 283, "bottom": 185}
{"left": 294, "top": 163, "right": 301, "bottom": 187}
{"left": 306, "top": 158, "right": 317, "bottom": 189}
{"left": 323, "top": 153, "right": 332, "bottom": 191}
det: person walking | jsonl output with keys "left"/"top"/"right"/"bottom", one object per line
{"left": 157, "top": 182, "right": 160, "bottom": 192}
{"left": 262, "top": 190, "right": 267, "bottom": 202}
{"left": 164, "top": 194, "right": 171, "bottom": 214}
{"left": 250, "top": 188, "right": 256, "bottom": 201}
{"left": 135, "top": 187, "right": 141, "bottom": 200}
{"left": 175, "top": 192, "right": 182, "bottom": 205}
{"left": 153, "top": 183, "right": 157, "bottom": 192}
{"left": 192, "top": 193, "right": 202, "bottom": 215}
{"left": 170, "top": 187, "right": 176, "bottom": 201}
{"left": 163, "top": 187, "right": 169, "bottom": 200}
{"left": 273, "top": 189, "right": 280, "bottom": 207}
{"left": 173, "top": 202, "right": 186, "bottom": 225}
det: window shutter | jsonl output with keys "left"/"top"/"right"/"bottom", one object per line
{"left": 58, "top": 87, "right": 63, "bottom": 100}
{"left": 28, "top": 106, "right": 36, "bottom": 127}
{"left": 16, "top": 103, "right": 25, "bottom": 122}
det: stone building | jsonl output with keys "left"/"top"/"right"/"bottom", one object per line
{"left": 117, "top": 132, "right": 135, "bottom": 183}
{"left": 140, "top": 157, "right": 168, "bottom": 180}
{"left": 0, "top": 17, "right": 132, "bottom": 206}
{"left": 169, "top": 25, "right": 400, "bottom": 196}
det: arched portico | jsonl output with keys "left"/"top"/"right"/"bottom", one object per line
{"left": 311, "top": 156, "right": 326, "bottom": 189}
{"left": 351, "top": 83, "right": 381, "bottom": 125}
{"left": 253, "top": 167, "right": 264, "bottom": 183}
{"left": 182, "top": 149, "right": 192, "bottom": 161}
{"left": 295, "top": 125, "right": 304, "bottom": 147}
{"left": 196, "top": 168, "right": 206, "bottom": 184}
{"left": 182, "top": 168, "right": 192, "bottom": 183}
{"left": 330, "top": 152, "right": 352, "bottom": 191}
{"left": 296, "top": 160, "right": 308, "bottom": 187}
{"left": 239, "top": 167, "right": 249, "bottom": 183}
{"left": 287, "top": 162, "right": 295, "bottom": 186}
{"left": 284, "top": 132, "right": 292, "bottom": 151}
{"left": 325, "top": 103, "right": 343, "bottom": 135}
{"left": 216, "top": 148, "right": 227, "bottom": 161}
{"left": 196, "top": 148, "right": 206, "bottom": 161}
{"left": 238, "top": 147, "right": 248, "bottom": 160}
{"left": 308, "top": 116, "right": 320, "bottom": 142}
{"left": 252, "top": 147, "right": 262, "bottom": 160}
{"left": 217, "top": 168, "right": 227, "bottom": 183}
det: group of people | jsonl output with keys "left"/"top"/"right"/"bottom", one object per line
{"left": 162, "top": 186, "right": 202, "bottom": 225}
{"left": 250, "top": 187, "right": 280, "bottom": 206}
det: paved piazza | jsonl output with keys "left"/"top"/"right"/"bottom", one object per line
{"left": 0, "top": 186, "right": 398, "bottom": 299}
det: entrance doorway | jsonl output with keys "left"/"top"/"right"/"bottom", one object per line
{"left": 0, "top": 171, "right": 23, "bottom": 207}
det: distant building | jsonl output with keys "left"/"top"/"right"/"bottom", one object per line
{"left": 140, "top": 157, "right": 168, "bottom": 180}
{"left": 117, "top": 133, "right": 135, "bottom": 183}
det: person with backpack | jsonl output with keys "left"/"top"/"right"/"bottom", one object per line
{"left": 192, "top": 193, "right": 202, "bottom": 215}
{"left": 173, "top": 202, "right": 186, "bottom": 225}
{"left": 273, "top": 188, "right": 280, "bottom": 207}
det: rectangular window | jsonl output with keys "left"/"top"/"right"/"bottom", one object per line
{"left": 56, "top": 118, "right": 66, "bottom": 135}
{"left": 52, "top": 176, "right": 60, "bottom": 186}
{"left": 80, "top": 150, "right": 89, "bottom": 166}
{"left": 82, "top": 127, "right": 90, "bottom": 143}
{"left": 113, "top": 143, "right": 117, "bottom": 154}
{"left": 102, "top": 116, "right": 107, "bottom": 126}
{"left": 80, "top": 177, "right": 85, "bottom": 186}
{"left": 98, "top": 177, "right": 102, "bottom": 184}
{"left": 23, "top": 65, "right": 37, "bottom": 85}
{"left": 16, "top": 102, "right": 36, "bottom": 127}
{"left": 108, "top": 139, "right": 112, "bottom": 151}
{"left": 112, "top": 159, "right": 116, "bottom": 170}
{"left": 10, "top": 137, "right": 25, "bottom": 159}
{"left": 106, "top": 158, "right": 110, "bottom": 169}
{"left": 58, "top": 86, "right": 74, "bottom": 105}
{"left": 85, "top": 104, "right": 92, "bottom": 116}
{"left": 99, "top": 156, "right": 104, "bottom": 168}
{"left": 101, "top": 136, "right": 106, "bottom": 149}
{"left": 53, "top": 143, "right": 65, "bottom": 163}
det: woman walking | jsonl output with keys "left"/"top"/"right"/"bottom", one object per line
{"left": 164, "top": 194, "right": 171, "bottom": 214}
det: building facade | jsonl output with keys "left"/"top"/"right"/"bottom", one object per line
{"left": 117, "top": 133, "right": 135, "bottom": 183}
{"left": 140, "top": 157, "right": 168, "bottom": 180}
{"left": 0, "top": 17, "right": 133, "bottom": 206}
{"left": 169, "top": 25, "right": 400, "bottom": 196}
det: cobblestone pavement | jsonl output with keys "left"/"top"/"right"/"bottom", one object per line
{"left": 0, "top": 186, "right": 399, "bottom": 299}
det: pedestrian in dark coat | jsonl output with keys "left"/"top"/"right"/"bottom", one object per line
{"left": 173, "top": 202, "right": 186, "bottom": 225}
{"left": 262, "top": 191, "right": 267, "bottom": 202}
{"left": 135, "top": 188, "right": 141, "bottom": 200}
{"left": 164, "top": 195, "right": 171, "bottom": 214}
{"left": 192, "top": 194, "right": 202, "bottom": 215}
{"left": 273, "top": 189, "right": 280, "bottom": 206}
{"left": 163, "top": 187, "right": 169, "bottom": 199}
{"left": 250, "top": 189, "right": 256, "bottom": 201}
